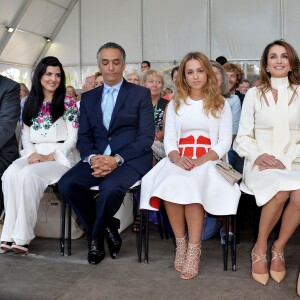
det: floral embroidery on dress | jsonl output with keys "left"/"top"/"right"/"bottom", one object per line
{"left": 32, "top": 101, "right": 52, "bottom": 132}
{"left": 63, "top": 96, "right": 79, "bottom": 128}
{"left": 31, "top": 96, "right": 79, "bottom": 136}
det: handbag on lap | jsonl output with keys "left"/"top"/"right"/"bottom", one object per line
{"left": 215, "top": 161, "right": 242, "bottom": 185}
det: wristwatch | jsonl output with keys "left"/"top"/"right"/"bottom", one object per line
{"left": 114, "top": 154, "right": 124, "bottom": 166}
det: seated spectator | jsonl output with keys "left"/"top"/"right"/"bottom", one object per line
{"left": 162, "top": 87, "right": 173, "bottom": 101}
{"left": 142, "top": 69, "right": 168, "bottom": 164}
{"left": 140, "top": 52, "right": 240, "bottom": 280}
{"left": 238, "top": 79, "right": 250, "bottom": 94}
{"left": 19, "top": 83, "right": 29, "bottom": 124}
{"left": 0, "top": 56, "right": 79, "bottom": 255}
{"left": 141, "top": 60, "right": 151, "bottom": 72}
{"left": 66, "top": 85, "right": 77, "bottom": 99}
{"left": 125, "top": 71, "right": 140, "bottom": 85}
{"left": 223, "top": 62, "right": 245, "bottom": 106}
{"left": 83, "top": 74, "right": 96, "bottom": 92}
{"left": 0, "top": 75, "right": 20, "bottom": 214}
{"left": 95, "top": 72, "right": 104, "bottom": 87}
{"left": 250, "top": 77, "right": 260, "bottom": 87}
{"left": 216, "top": 56, "right": 228, "bottom": 65}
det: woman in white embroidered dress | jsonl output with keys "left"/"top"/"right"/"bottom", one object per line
{"left": 140, "top": 52, "right": 240, "bottom": 280}
{"left": 236, "top": 40, "right": 300, "bottom": 286}
{"left": 0, "top": 56, "right": 79, "bottom": 254}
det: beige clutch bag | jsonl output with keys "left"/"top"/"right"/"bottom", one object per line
{"left": 216, "top": 161, "right": 242, "bottom": 185}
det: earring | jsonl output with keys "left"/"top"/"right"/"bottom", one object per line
{"left": 289, "top": 68, "right": 292, "bottom": 72}
{"left": 266, "top": 68, "right": 270, "bottom": 72}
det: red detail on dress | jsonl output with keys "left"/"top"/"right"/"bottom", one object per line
{"left": 178, "top": 135, "right": 211, "bottom": 158}
{"left": 149, "top": 135, "right": 211, "bottom": 209}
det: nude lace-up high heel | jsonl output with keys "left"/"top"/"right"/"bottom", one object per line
{"left": 174, "top": 236, "right": 187, "bottom": 272}
{"left": 270, "top": 243, "right": 286, "bottom": 284}
{"left": 251, "top": 248, "right": 269, "bottom": 286}
{"left": 180, "top": 242, "right": 201, "bottom": 280}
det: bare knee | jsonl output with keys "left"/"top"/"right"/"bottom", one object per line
{"left": 273, "top": 191, "right": 290, "bottom": 205}
{"left": 289, "top": 190, "right": 300, "bottom": 210}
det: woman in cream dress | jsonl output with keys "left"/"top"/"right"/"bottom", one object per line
{"left": 236, "top": 40, "right": 300, "bottom": 286}
{"left": 140, "top": 52, "right": 240, "bottom": 280}
{"left": 0, "top": 56, "right": 79, "bottom": 254}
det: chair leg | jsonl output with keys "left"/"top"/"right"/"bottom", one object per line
{"left": 223, "top": 216, "right": 229, "bottom": 271}
{"left": 67, "top": 204, "right": 72, "bottom": 255}
{"left": 231, "top": 215, "right": 237, "bottom": 271}
{"left": 60, "top": 201, "right": 66, "bottom": 256}
{"left": 145, "top": 210, "right": 149, "bottom": 263}
{"left": 138, "top": 209, "right": 143, "bottom": 263}
{"left": 157, "top": 211, "right": 164, "bottom": 239}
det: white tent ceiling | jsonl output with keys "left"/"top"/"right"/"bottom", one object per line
{"left": 1, "top": 0, "right": 300, "bottom": 88}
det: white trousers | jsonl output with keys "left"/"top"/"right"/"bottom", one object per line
{"left": 1, "top": 157, "right": 68, "bottom": 245}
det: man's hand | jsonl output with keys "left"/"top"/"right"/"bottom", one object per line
{"left": 91, "top": 155, "right": 117, "bottom": 177}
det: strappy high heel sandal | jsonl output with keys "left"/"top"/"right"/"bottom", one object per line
{"left": 251, "top": 248, "right": 269, "bottom": 285}
{"left": 174, "top": 236, "right": 187, "bottom": 272}
{"left": 180, "top": 242, "right": 201, "bottom": 280}
{"left": 270, "top": 242, "right": 286, "bottom": 283}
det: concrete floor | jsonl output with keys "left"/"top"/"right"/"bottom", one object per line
{"left": 0, "top": 223, "right": 299, "bottom": 300}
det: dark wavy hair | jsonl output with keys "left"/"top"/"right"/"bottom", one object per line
{"left": 23, "top": 56, "right": 66, "bottom": 126}
{"left": 259, "top": 40, "right": 300, "bottom": 95}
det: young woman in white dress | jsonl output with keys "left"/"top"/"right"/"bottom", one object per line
{"left": 140, "top": 52, "right": 240, "bottom": 280}
{"left": 236, "top": 40, "right": 300, "bottom": 285}
{"left": 0, "top": 56, "right": 79, "bottom": 254}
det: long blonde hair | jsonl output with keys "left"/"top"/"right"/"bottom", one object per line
{"left": 174, "top": 52, "right": 224, "bottom": 117}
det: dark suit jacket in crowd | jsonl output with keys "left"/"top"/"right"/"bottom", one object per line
{"left": 0, "top": 75, "right": 20, "bottom": 172}
{"left": 77, "top": 79, "right": 155, "bottom": 176}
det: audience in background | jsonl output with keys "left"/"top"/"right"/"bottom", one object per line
{"left": 66, "top": 85, "right": 77, "bottom": 99}
{"left": 238, "top": 79, "right": 250, "bottom": 94}
{"left": 19, "top": 83, "right": 29, "bottom": 124}
{"left": 141, "top": 60, "right": 151, "bottom": 72}
{"left": 223, "top": 62, "right": 245, "bottom": 105}
{"left": 125, "top": 71, "right": 140, "bottom": 85}
{"left": 216, "top": 56, "right": 228, "bottom": 65}
{"left": 95, "top": 72, "right": 104, "bottom": 87}
{"left": 83, "top": 74, "right": 96, "bottom": 92}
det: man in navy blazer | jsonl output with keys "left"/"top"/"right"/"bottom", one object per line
{"left": 0, "top": 75, "right": 20, "bottom": 213}
{"left": 58, "top": 42, "right": 155, "bottom": 264}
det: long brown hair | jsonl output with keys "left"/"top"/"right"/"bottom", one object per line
{"left": 259, "top": 40, "right": 300, "bottom": 97}
{"left": 174, "top": 52, "right": 224, "bottom": 117}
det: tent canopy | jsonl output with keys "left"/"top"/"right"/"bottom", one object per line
{"left": 1, "top": 0, "right": 299, "bottom": 88}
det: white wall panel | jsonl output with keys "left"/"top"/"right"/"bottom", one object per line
{"left": 80, "top": 0, "right": 142, "bottom": 65}
{"left": 283, "top": 0, "right": 300, "bottom": 53}
{"left": 143, "top": 0, "right": 208, "bottom": 63}
{"left": 211, "top": 0, "right": 280, "bottom": 60}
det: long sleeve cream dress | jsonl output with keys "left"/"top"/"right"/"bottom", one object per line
{"left": 236, "top": 77, "right": 300, "bottom": 206}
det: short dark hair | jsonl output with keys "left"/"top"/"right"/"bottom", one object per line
{"left": 216, "top": 56, "right": 227, "bottom": 66}
{"left": 141, "top": 60, "right": 151, "bottom": 67}
{"left": 23, "top": 56, "right": 66, "bottom": 126}
{"left": 171, "top": 66, "right": 179, "bottom": 80}
{"left": 96, "top": 42, "right": 126, "bottom": 64}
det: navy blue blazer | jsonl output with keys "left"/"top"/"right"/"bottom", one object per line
{"left": 77, "top": 79, "right": 155, "bottom": 175}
